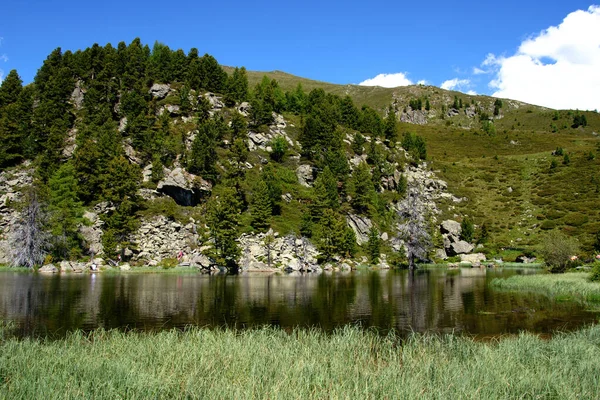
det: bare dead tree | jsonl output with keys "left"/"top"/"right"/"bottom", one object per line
{"left": 397, "top": 182, "right": 432, "bottom": 270}
{"left": 263, "top": 231, "right": 275, "bottom": 268}
{"left": 10, "top": 188, "right": 50, "bottom": 268}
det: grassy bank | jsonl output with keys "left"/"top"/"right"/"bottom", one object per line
{"left": 1, "top": 324, "right": 600, "bottom": 398}
{"left": 492, "top": 272, "right": 600, "bottom": 303}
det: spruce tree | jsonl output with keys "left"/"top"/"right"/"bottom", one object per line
{"left": 206, "top": 187, "right": 241, "bottom": 269}
{"left": 315, "top": 209, "right": 346, "bottom": 261}
{"left": 0, "top": 69, "right": 23, "bottom": 107}
{"left": 367, "top": 226, "right": 381, "bottom": 264}
{"left": 314, "top": 166, "right": 338, "bottom": 210}
{"left": 351, "top": 162, "right": 374, "bottom": 214}
{"left": 188, "top": 119, "right": 218, "bottom": 181}
{"left": 250, "top": 179, "right": 272, "bottom": 232}
{"left": 261, "top": 165, "right": 282, "bottom": 214}
{"left": 48, "top": 162, "right": 84, "bottom": 259}
{"left": 460, "top": 217, "right": 474, "bottom": 243}
{"left": 384, "top": 106, "right": 397, "bottom": 143}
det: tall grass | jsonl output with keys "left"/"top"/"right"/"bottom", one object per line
{"left": 1, "top": 323, "right": 600, "bottom": 398}
{"left": 492, "top": 272, "right": 600, "bottom": 302}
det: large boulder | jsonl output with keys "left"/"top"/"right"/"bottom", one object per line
{"left": 296, "top": 165, "right": 315, "bottom": 187}
{"left": 149, "top": 83, "right": 171, "bottom": 100}
{"left": 440, "top": 220, "right": 461, "bottom": 236}
{"left": 39, "top": 264, "right": 58, "bottom": 274}
{"left": 346, "top": 214, "right": 373, "bottom": 245}
{"left": 448, "top": 240, "right": 474, "bottom": 256}
{"left": 157, "top": 168, "right": 212, "bottom": 206}
{"left": 460, "top": 253, "right": 486, "bottom": 264}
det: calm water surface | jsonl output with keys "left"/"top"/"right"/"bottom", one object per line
{"left": 0, "top": 268, "right": 598, "bottom": 338}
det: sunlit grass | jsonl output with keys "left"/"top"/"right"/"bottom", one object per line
{"left": 491, "top": 272, "right": 600, "bottom": 303}
{"left": 1, "top": 323, "right": 600, "bottom": 398}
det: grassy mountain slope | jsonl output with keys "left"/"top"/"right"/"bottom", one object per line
{"left": 238, "top": 69, "right": 600, "bottom": 251}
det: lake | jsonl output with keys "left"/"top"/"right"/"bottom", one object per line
{"left": 0, "top": 268, "right": 597, "bottom": 338}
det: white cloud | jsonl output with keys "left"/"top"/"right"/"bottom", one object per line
{"left": 473, "top": 67, "right": 487, "bottom": 75}
{"left": 440, "top": 78, "right": 471, "bottom": 91}
{"left": 359, "top": 72, "right": 413, "bottom": 88}
{"left": 417, "top": 79, "right": 429, "bottom": 85}
{"left": 0, "top": 70, "right": 4, "bottom": 83}
{"left": 0, "top": 54, "right": 8, "bottom": 63}
{"left": 485, "top": 5, "right": 600, "bottom": 110}
{"left": 466, "top": 90, "right": 477, "bottom": 95}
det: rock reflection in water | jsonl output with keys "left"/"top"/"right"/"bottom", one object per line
{"left": 0, "top": 269, "right": 596, "bottom": 338}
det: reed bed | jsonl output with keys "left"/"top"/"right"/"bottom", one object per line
{"left": 1, "top": 322, "right": 600, "bottom": 398}
{"left": 491, "top": 272, "right": 600, "bottom": 302}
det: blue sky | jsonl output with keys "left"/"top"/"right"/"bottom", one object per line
{"left": 1, "top": 1, "right": 598, "bottom": 110}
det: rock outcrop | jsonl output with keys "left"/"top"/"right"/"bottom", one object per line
{"left": 238, "top": 232, "right": 320, "bottom": 272}
{"left": 149, "top": 83, "right": 171, "bottom": 100}
{"left": 345, "top": 214, "right": 373, "bottom": 245}
{"left": 440, "top": 219, "right": 474, "bottom": 256}
{"left": 296, "top": 165, "right": 315, "bottom": 187}
{"left": 133, "top": 215, "right": 200, "bottom": 262}
{"left": 156, "top": 168, "right": 212, "bottom": 206}
{"left": 70, "top": 80, "right": 85, "bottom": 110}
{"left": 0, "top": 164, "right": 34, "bottom": 264}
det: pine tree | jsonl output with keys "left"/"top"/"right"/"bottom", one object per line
{"left": 230, "top": 111, "right": 247, "bottom": 141}
{"left": 315, "top": 209, "right": 346, "bottom": 261}
{"left": 341, "top": 227, "right": 357, "bottom": 258}
{"left": 460, "top": 217, "right": 474, "bottom": 243}
{"left": 188, "top": 119, "right": 218, "bottom": 181}
{"left": 48, "top": 162, "right": 84, "bottom": 259}
{"left": 351, "top": 162, "right": 374, "bottom": 214}
{"left": 0, "top": 69, "right": 23, "bottom": 107}
{"left": 250, "top": 179, "right": 272, "bottom": 232}
{"left": 226, "top": 66, "right": 249, "bottom": 103}
{"left": 199, "top": 54, "right": 227, "bottom": 93}
{"left": 367, "top": 226, "right": 381, "bottom": 264}
{"left": 384, "top": 106, "right": 397, "bottom": 143}
{"left": 314, "top": 166, "right": 338, "bottom": 210}
{"left": 261, "top": 165, "right": 282, "bottom": 214}
{"left": 206, "top": 187, "right": 241, "bottom": 269}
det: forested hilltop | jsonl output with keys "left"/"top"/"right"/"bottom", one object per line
{"left": 0, "top": 39, "right": 599, "bottom": 270}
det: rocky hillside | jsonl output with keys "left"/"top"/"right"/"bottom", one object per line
{"left": 0, "top": 39, "right": 599, "bottom": 271}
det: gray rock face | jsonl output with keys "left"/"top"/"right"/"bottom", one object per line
{"left": 346, "top": 214, "right": 373, "bottom": 245}
{"left": 449, "top": 240, "right": 474, "bottom": 255}
{"left": 447, "top": 108, "right": 460, "bottom": 117}
{"left": 39, "top": 264, "right": 58, "bottom": 274}
{"left": 434, "top": 248, "right": 448, "bottom": 260}
{"left": 70, "top": 80, "right": 85, "bottom": 110}
{"left": 238, "top": 232, "right": 320, "bottom": 272}
{"left": 515, "top": 255, "right": 537, "bottom": 264}
{"left": 460, "top": 253, "right": 486, "bottom": 264}
{"left": 296, "top": 165, "right": 315, "bottom": 187}
{"left": 0, "top": 164, "right": 35, "bottom": 264}
{"left": 441, "top": 220, "right": 461, "bottom": 236}
{"left": 237, "top": 102, "right": 250, "bottom": 116}
{"left": 149, "top": 83, "right": 171, "bottom": 100}
{"left": 191, "top": 254, "right": 212, "bottom": 269}
{"left": 79, "top": 205, "right": 106, "bottom": 256}
{"left": 157, "top": 168, "right": 212, "bottom": 206}
{"left": 133, "top": 215, "right": 201, "bottom": 263}
{"left": 400, "top": 109, "right": 428, "bottom": 125}
{"left": 205, "top": 92, "right": 224, "bottom": 110}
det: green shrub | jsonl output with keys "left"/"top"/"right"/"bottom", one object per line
{"left": 540, "top": 220, "right": 557, "bottom": 230}
{"left": 563, "top": 213, "right": 588, "bottom": 227}
{"left": 540, "top": 231, "right": 579, "bottom": 273}
{"left": 590, "top": 262, "right": 600, "bottom": 282}
{"left": 158, "top": 258, "right": 178, "bottom": 269}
